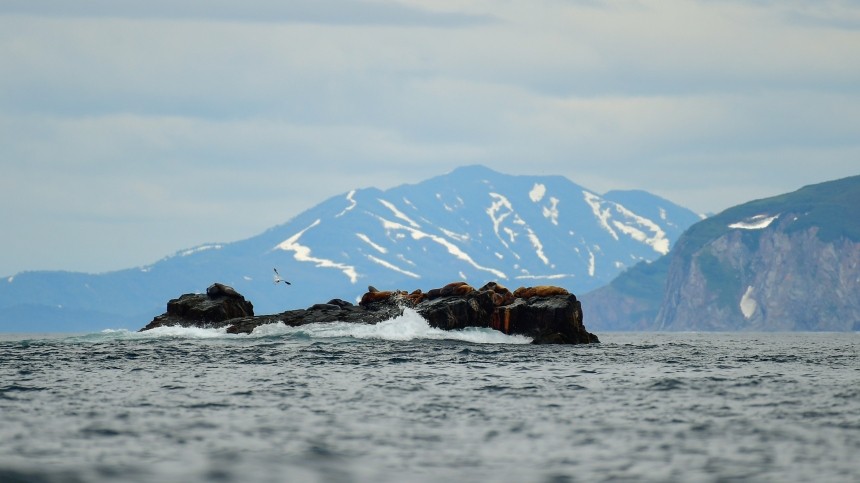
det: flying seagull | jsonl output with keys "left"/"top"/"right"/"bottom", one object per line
{"left": 273, "top": 268, "right": 291, "bottom": 286}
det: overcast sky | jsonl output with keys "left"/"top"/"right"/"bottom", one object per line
{"left": 2, "top": 0, "right": 858, "bottom": 276}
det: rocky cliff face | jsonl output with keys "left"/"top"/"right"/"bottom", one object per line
{"left": 582, "top": 174, "right": 860, "bottom": 332}
{"left": 656, "top": 219, "right": 860, "bottom": 331}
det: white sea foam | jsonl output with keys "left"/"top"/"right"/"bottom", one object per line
{"left": 97, "top": 326, "right": 231, "bottom": 340}
{"left": 94, "top": 309, "right": 532, "bottom": 344}
{"left": 278, "top": 308, "right": 532, "bottom": 344}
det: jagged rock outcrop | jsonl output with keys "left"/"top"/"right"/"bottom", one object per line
{"left": 143, "top": 283, "right": 254, "bottom": 328}
{"left": 141, "top": 281, "right": 599, "bottom": 345}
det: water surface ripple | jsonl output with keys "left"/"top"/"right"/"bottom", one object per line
{"left": 1, "top": 326, "right": 857, "bottom": 483}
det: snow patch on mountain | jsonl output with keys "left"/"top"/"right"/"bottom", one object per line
{"left": 378, "top": 198, "right": 421, "bottom": 228}
{"left": 436, "top": 193, "right": 464, "bottom": 213}
{"left": 402, "top": 197, "right": 417, "bottom": 210}
{"left": 396, "top": 254, "right": 416, "bottom": 267}
{"left": 440, "top": 228, "right": 469, "bottom": 242}
{"left": 583, "top": 191, "right": 620, "bottom": 240}
{"left": 543, "top": 197, "right": 560, "bottom": 225}
{"left": 515, "top": 274, "right": 573, "bottom": 281}
{"left": 356, "top": 233, "right": 387, "bottom": 254}
{"left": 526, "top": 228, "right": 550, "bottom": 265}
{"left": 487, "top": 193, "right": 514, "bottom": 248}
{"left": 365, "top": 254, "right": 420, "bottom": 279}
{"left": 740, "top": 285, "right": 758, "bottom": 319}
{"left": 336, "top": 190, "right": 358, "bottom": 218}
{"left": 529, "top": 183, "right": 546, "bottom": 203}
{"left": 179, "top": 244, "right": 223, "bottom": 257}
{"left": 373, "top": 214, "right": 507, "bottom": 279}
{"left": 729, "top": 214, "right": 779, "bottom": 230}
{"left": 587, "top": 248, "right": 596, "bottom": 277}
{"left": 611, "top": 203, "right": 670, "bottom": 255}
{"left": 275, "top": 219, "right": 359, "bottom": 283}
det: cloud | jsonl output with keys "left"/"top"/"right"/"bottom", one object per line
{"left": 1, "top": 0, "right": 859, "bottom": 275}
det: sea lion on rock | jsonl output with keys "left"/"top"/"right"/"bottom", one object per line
{"left": 513, "top": 285, "right": 570, "bottom": 299}
{"left": 404, "top": 289, "right": 426, "bottom": 305}
{"left": 360, "top": 290, "right": 395, "bottom": 306}
{"left": 480, "top": 281, "right": 514, "bottom": 305}
{"left": 206, "top": 283, "right": 243, "bottom": 299}
{"left": 479, "top": 281, "right": 510, "bottom": 295}
{"left": 440, "top": 281, "right": 469, "bottom": 296}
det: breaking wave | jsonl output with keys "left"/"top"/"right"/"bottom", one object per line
{"left": 88, "top": 308, "right": 532, "bottom": 345}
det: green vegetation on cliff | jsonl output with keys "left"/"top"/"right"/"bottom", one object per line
{"left": 584, "top": 174, "right": 860, "bottom": 331}
{"left": 676, "top": 175, "right": 860, "bottom": 260}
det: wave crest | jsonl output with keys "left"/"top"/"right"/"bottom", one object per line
{"left": 91, "top": 308, "right": 532, "bottom": 345}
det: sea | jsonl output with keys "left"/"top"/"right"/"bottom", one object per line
{"left": 1, "top": 309, "right": 858, "bottom": 483}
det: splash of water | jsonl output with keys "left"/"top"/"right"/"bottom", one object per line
{"left": 89, "top": 308, "right": 532, "bottom": 344}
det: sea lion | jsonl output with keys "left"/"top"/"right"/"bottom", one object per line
{"left": 360, "top": 290, "right": 395, "bottom": 306}
{"left": 404, "top": 289, "right": 426, "bottom": 305}
{"left": 206, "top": 283, "right": 243, "bottom": 299}
{"left": 479, "top": 281, "right": 509, "bottom": 294}
{"left": 440, "top": 281, "right": 469, "bottom": 296}
{"left": 452, "top": 283, "right": 475, "bottom": 296}
{"left": 513, "top": 285, "right": 570, "bottom": 299}
{"left": 480, "top": 281, "right": 513, "bottom": 299}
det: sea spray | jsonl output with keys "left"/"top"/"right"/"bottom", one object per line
{"left": 83, "top": 308, "right": 533, "bottom": 344}
{"left": 273, "top": 307, "right": 533, "bottom": 344}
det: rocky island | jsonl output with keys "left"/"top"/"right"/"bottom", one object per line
{"left": 141, "top": 281, "right": 599, "bottom": 345}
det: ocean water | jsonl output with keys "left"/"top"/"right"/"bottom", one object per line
{"left": 1, "top": 309, "right": 858, "bottom": 483}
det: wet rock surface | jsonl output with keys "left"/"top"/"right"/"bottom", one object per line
{"left": 141, "top": 281, "right": 599, "bottom": 345}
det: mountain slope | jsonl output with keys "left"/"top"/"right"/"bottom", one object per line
{"left": 582, "top": 174, "right": 860, "bottom": 331}
{"left": 1, "top": 165, "right": 699, "bottom": 331}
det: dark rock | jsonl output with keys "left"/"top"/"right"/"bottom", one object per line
{"left": 141, "top": 281, "right": 599, "bottom": 344}
{"left": 308, "top": 303, "right": 341, "bottom": 311}
{"left": 496, "top": 294, "right": 597, "bottom": 344}
{"left": 326, "top": 299, "right": 354, "bottom": 307}
{"left": 140, "top": 284, "right": 253, "bottom": 331}
{"left": 415, "top": 290, "right": 496, "bottom": 331}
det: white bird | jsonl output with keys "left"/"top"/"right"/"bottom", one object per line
{"left": 273, "top": 268, "right": 291, "bottom": 285}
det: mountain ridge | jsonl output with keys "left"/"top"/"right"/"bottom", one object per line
{"left": 1, "top": 165, "right": 700, "bottom": 331}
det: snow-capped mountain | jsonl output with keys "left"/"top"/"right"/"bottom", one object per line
{"left": 1, "top": 165, "right": 700, "bottom": 331}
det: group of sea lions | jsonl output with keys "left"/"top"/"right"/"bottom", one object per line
{"left": 359, "top": 281, "right": 570, "bottom": 308}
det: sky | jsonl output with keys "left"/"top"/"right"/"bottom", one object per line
{"left": 1, "top": 0, "right": 859, "bottom": 277}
